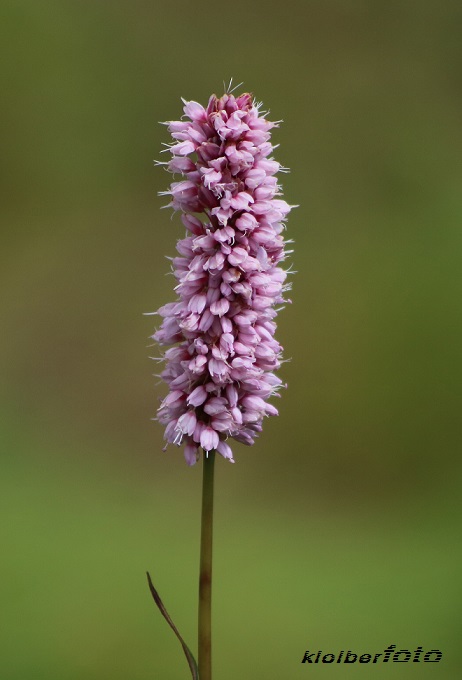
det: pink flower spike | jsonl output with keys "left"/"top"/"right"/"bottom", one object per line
{"left": 151, "top": 86, "right": 295, "bottom": 463}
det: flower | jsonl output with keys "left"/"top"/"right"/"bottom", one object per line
{"left": 151, "top": 87, "right": 294, "bottom": 465}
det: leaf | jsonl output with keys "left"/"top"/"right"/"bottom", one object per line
{"left": 146, "top": 571, "right": 199, "bottom": 680}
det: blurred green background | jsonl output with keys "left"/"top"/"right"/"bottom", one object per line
{"left": 1, "top": 0, "right": 461, "bottom": 678}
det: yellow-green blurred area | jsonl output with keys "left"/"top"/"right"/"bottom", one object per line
{"left": 1, "top": 0, "right": 461, "bottom": 677}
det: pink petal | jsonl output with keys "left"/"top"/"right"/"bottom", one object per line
{"left": 200, "top": 426, "right": 219, "bottom": 452}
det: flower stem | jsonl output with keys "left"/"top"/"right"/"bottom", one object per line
{"left": 198, "top": 450, "right": 215, "bottom": 680}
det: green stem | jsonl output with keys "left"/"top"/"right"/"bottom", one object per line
{"left": 198, "top": 450, "right": 215, "bottom": 680}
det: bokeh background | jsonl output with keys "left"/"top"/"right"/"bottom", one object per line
{"left": 1, "top": 1, "right": 461, "bottom": 678}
